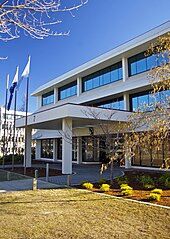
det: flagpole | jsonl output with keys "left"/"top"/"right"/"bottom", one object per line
{"left": 24, "top": 75, "right": 29, "bottom": 175}
{"left": 12, "top": 89, "right": 17, "bottom": 171}
{"left": 2, "top": 75, "right": 9, "bottom": 169}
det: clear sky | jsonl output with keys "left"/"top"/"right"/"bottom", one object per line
{"left": 0, "top": 0, "right": 170, "bottom": 112}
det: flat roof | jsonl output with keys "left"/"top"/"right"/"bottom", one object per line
{"left": 32, "top": 21, "right": 170, "bottom": 96}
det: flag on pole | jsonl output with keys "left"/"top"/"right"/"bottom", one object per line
{"left": 22, "top": 56, "right": 31, "bottom": 78}
{"left": 6, "top": 74, "right": 9, "bottom": 91}
{"left": 7, "top": 67, "right": 19, "bottom": 111}
{"left": 17, "top": 56, "right": 31, "bottom": 90}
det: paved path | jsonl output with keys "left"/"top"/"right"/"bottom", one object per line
{"left": 40, "top": 164, "right": 124, "bottom": 186}
{"left": 0, "top": 179, "right": 64, "bottom": 192}
{"left": 0, "top": 163, "right": 123, "bottom": 192}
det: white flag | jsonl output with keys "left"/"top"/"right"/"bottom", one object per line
{"left": 21, "top": 56, "right": 31, "bottom": 78}
{"left": 6, "top": 74, "right": 9, "bottom": 90}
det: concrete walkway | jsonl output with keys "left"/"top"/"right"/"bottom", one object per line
{"left": 0, "top": 163, "right": 123, "bottom": 192}
{"left": 0, "top": 178, "right": 63, "bottom": 192}
{"left": 40, "top": 163, "right": 124, "bottom": 186}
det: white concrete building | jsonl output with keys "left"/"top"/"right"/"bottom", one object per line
{"left": 0, "top": 107, "right": 31, "bottom": 156}
{"left": 16, "top": 21, "right": 170, "bottom": 174}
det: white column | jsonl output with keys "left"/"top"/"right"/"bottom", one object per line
{"left": 36, "top": 96, "right": 42, "bottom": 109}
{"left": 77, "top": 77, "right": 82, "bottom": 96}
{"left": 54, "top": 87, "right": 58, "bottom": 104}
{"left": 77, "top": 137, "right": 82, "bottom": 164}
{"left": 123, "top": 93, "right": 130, "bottom": 111}
{"left": 122, "top": 57, "right": 128, "bottom": 82}
{"left": 62, "top": 118, "right": 72, "bottom": 174}
{"left": 35, "top": 140, "right": 41, "bottom": 159}
{"left": 25, "top": 126, "right": 32, "bottom": 167}
{"left": 53, "top": 139, "right": 57, "bottom": 162}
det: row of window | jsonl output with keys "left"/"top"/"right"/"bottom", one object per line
{"left": 41, "top": 51, "right": 168, "bottom": 106}
{"left": 96, "top": 97, "right": 124, "bottom": 110}
{"left": 58, "top": 81, "right": 77, "bottom": 100}
{"left": 128, "top": 51, "right": 168, "bottom": 76}
{"left": 82, "top": 62, "right": 122, "bottom": 92}
{"left": 130, "top": 90, "right": 170, "bottom": 112}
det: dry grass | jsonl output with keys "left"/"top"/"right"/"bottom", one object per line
{"left": 0, "top": 188, "right": 169, "bottom": 239}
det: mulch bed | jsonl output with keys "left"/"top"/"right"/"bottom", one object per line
{"left": 79, "top": 170, "right": 170, "bottom": 207}
{"left": 4, "top": 167, "right": 62, "bottom": 178}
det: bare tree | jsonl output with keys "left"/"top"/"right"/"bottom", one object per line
{"left": 0, "top": 0, "right": 88, "bottom": 41}
{"left": 82, "top": 107, "right": 127, "bottom": 184}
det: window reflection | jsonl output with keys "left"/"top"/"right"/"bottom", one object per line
{"left": 82, "top": 62, "right": 122, "bottom": 92}
{"left": 131, "top": 90, "right": 170, "bottom": 112}
{"left": 58, "top": 81, "right": 77, "bottom": 100}
{"left": 42, "top": 91, "right": 54, "bottom": 106}
{"left": 128, "top": 51, "right": 168, "bottom": 76}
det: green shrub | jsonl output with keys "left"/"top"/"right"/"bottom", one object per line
{"left": 148, "top": 193, "right": 161, "bottom": 201}
{"left": 98, "top": 178, "right": 107, "bottom": 185}
{"left": 138, "top": 175, "right": 154, "bottom": 186}
{"left": 100, "top": 184, "right": 110, "bottom": 192}
{"left": 165, "top": 178, "right": 170, "bottom": 188}
{"left": 151, "top": 188, "right": 163, "bottom": 195}
{"left": 116, "top": 175, "right": 128, "bottom": 185}
{"left": 159, "top": 173, "right": 170, "bottom": 184}
{"left": 82, "top": 182, "right": 93, "bottom": 189}
{"left": 144, "top": 184, "right": 155, "bottom": 190}
{"left": 122, "top": 189, "right": 133, "bottom": 196}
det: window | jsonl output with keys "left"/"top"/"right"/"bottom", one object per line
{"left": 95, "top": 97, "right": 124, "bottom": 110}
{"left": 130, "top": 90, "right": 170, "bottom": 112}
{"left": 42, "top": 91, "right": 54, "bottom": 106}
{"left": 82, "top": 62, "right": 122, "bottom": 92}
{"left": 58, "top": 81, "right": 77, "bottom": 100}
{"left": 128, "top": 51, "right": 168, "bottom": 77}
{"left": 41, "top": 139, "right": 53, "bottom": 159}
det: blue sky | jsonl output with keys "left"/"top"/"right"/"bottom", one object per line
{"left": 0, "top": 0, "right": 170, "bottom": 112}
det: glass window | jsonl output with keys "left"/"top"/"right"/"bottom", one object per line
{"left": 42, "top": 91, "right": 54, "bottom": 106}
{"left": 147, "top": 55, "right": 157, "bottom": 70}
{"left": 82, "top": 62, "right": 122, "bottom": 92}
{"left": 41, "top": 139, "right": 53, "bottom": 159}
{"left": 136, "top": 53, "right": 147, "bottom": 73}
{"left": 96, "top": 97, "right": 124, "bottom": 110}
{"left": 128, "top": 51, "right": 168, "bottom": 77}
{"left": 130, "top": 90, "right": 170, "bottom": 112}
{"left": 58, "top": 81, "right": 77, "bottom": 100}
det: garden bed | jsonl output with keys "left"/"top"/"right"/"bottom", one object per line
{"left": 79, "top": 170, "right": 170, "bottom": 207}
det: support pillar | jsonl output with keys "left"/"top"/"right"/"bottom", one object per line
{"left": 35, "top": 140, "right": 41, "bottom": 159}
{"left": 53, "top": 139, "right": 57, "bottom": 162}
{"left": 24, "top": 126, "right": 32, "bottom": 168}
{"left": 77, "top": 77, "right": 82, "bottom": 96}
{"left": 123, "top": 93, "right": 130, "bottom": 111}
{"left": 122, "top": 57, "right": 128, "bottom": 82}
{"left": 54, "top": 87, "right": 58, "bottom": 104}
{"left": 77, "top": 136, "right": 82, "bottom": 164}
{"left": 62, "top": 118, "right": 72, "bottom": 174}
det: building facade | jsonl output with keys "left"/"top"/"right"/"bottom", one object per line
{"left": 0, "top": 107, "right": 34, "bottom": 157}
{"left": 16, "top": 21, "right": 170, "bottom": 174}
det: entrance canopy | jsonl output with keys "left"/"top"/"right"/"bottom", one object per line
{"left": 16, "top": 103, "right": 132, "bottom": 130}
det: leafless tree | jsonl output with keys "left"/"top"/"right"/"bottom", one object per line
{"left": 82, "top": 107, "right": 127, "bottom": 184}
{"left": 0, "top": 0, "right": 88, "bottom": 41}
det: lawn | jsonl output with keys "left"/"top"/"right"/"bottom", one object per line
{"left": 0, "top": 188, "right": 169, "bottom": 239}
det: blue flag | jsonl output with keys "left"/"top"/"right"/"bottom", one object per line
{"left": 7, "top": 67, "right": 19, "bottom": 111}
